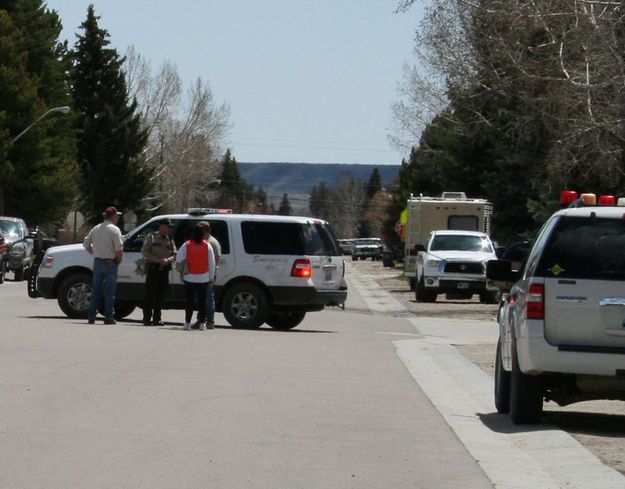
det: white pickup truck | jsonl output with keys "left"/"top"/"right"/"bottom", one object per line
{"left": 415, "top": 230, "right": 499, "bottom": 303}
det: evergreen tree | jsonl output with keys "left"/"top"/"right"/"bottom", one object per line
{"left": 278, "top": 193, "right": 292, "bottom": 216}
{"left": 365, "top": 167, "right": 382, "bottom": 199}
{"left": 254, "top": 186, "right": 268, "bottom": 213}
{"left": 217, "top": 149, "right": 248, "bottom": 212}
{"left": 309, "top": 182, "right": 333, "bottom": 219}
{"left": 71, "top": 5, "right": 151, "bottom": 223}
{"left": 0, "top": 1, "right": 77, "bottom": 223}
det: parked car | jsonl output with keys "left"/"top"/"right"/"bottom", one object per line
{"left": 415, "top": 230, "right": 499, "bottom": 303}
{"left": 337, "top": 238, "right": 355, "bottom": 255}
{"left": 31, "top": 211, "right": 348, "bottom": 330}
{"left": 352, "top": 238, "right": 383, "bottom": 261}
{"left": 488, "top": 202, "right": 625, "bottom": 424}
{"left": 0, "top": 216, "right": 33, "bottom": 282}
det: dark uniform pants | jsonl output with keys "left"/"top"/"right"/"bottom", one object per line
{"left": 143, "top": 265, "right": 170, "bottom": 322}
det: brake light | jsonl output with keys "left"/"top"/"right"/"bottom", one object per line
{"left": 291, "top": 259, "right": 312, "bottom": 278}
{"left": 526, "top": 283, "right": 544, "bottom": 320}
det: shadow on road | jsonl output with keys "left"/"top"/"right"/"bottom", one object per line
{"left": 478, "top": 410, "right": 625, "bottom": 437}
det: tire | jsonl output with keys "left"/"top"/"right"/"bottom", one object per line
{"left": 114, "top": 302, "right": 136, "bottom": 320}
{"left": 494, "top": 338, "right": 511, "bottom": 414}
{"left": 266, "top": 311, "right": 306, "bottom": 330}
{"left": 222, "top": 283, "right": 268, "bottom": 329}
{"left": 13, "top": 265, "right": 24, "bottom": 282}
{"left": 57, "top": 273, "right": 92, "bottom": 319}
{"left": 509, "top": 339, "right": 544, "bottom": 424}
{"left": 479, "top": 291, "right": 498, "bottom": 304}
{"left": 415, "top": 277, "right": 437, "bottom": 303}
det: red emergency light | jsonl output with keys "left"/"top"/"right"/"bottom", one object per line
{"left": 560, "top": 190, "right": 577, "bottom": 205}
{"left": 598, "top": 195, "right": 616, "bottom": 205}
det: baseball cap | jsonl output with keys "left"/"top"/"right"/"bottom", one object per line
{"left": 158, "top": 218, "right": 171, "bottom": 226}
{"left": 103, "top": 206, "right": 122, "bottom": 217}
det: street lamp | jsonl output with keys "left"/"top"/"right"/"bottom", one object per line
{"left": 12, "top": 105, "right": 71, "bottom": 143}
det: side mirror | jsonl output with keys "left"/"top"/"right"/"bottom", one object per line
{"left": 486, "top": 259, "right": 519, "bottom": 290}
{"left": 414, "top": 244, "right": 425, "bottom": 252}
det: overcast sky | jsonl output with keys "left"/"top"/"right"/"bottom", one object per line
{"left": 45, "top": 0, "right": 424, "bottom": 165}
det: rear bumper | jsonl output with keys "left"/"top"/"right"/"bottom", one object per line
{"left": 268, "top": 285, "right": 348, "bottom": 310}
{"left": 518, "top": 320, "right": 625, "bottom": 376}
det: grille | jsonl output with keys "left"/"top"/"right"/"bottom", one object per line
{"left": 444, "top": 262, "right": 483, "bottom": 274}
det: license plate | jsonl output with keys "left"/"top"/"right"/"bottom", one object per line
{"left": 457, "top": 282, "right": 469, "bottom": 289}
{"left": 325, "top": 270, "right": 333, "bottom": 281}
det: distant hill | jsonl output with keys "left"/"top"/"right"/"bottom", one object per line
{"left": 238, "top": 162, "right": 400, "bottom": 213}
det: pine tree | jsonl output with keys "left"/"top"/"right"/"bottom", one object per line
{"left": 278, "top": 193, "right": 292, "bottom": 216}
{"left": 217, "top": 149, "right": 248, "bottom": 212}
{"left": 365, "top": 167, "right": 382, "bottom": 200}
{"left": 309, "top": 182, "right": 333, "bottom": 219}
{"left": 0, "top": 1, "right": 77, "bottom": 223}
{"left": 71, "top": 5, "right": 151, "bottom": 223}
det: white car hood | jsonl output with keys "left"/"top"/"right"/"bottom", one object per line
{"left": 427, "top": 250, "right": 496, "bottom": 262}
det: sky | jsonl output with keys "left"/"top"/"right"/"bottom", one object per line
{"left": 45, "top": 0, "right": 424, "bottom": 166}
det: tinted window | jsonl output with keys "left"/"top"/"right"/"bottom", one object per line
{"left": 242, "top": 221, "right": 340, "bottom": 256}
{"left": 537, "top": 216, "right": 625, "bottom": 280}
{"left": 172, "top": 219, "right": 230, "bottom": 254}
{"left": 430, "top": 235, "right": 493, "bottom": 252}
{"left": 448, "top": 215, "right": 478, "bottom": 231}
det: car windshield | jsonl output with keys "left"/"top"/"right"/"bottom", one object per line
{"left": 430, "top": 235, "right": 493, "bottom": 252}
{"left": 0, "top": 220, "right": 21, "bottom": 242}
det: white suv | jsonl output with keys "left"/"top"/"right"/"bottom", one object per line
{"left": 489, "top": 203, "right": 625, "bottom": 423}
{"left": 32, "top": 212, "right": 347, "bottom": 330}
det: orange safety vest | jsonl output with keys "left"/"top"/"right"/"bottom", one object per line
{"left": 185, "top": 240, "right": 209, "bottom": 274}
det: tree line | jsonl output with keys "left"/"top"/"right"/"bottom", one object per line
{"left": 389, "top": 1, "right": 625, "bottom": 245}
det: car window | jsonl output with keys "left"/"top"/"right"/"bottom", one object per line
{"left": 124, "top": 220, "right": 162, "bottom": 252}
{"left": 242, "top": 221, "right": 304, "bottom": 255}
{"left": 448, "top": 215, "right": 478, "bottom": 231}
{"left": 430, "top": 235, "right": 493, "bottom": 252}
{"left": 0, "top": 220, "right": 23, "bottom": 242}
{"left": 536, "top": 216, "right": 625, "bottom": 280}
{"left": 172, "top": 219, "right": 229, "bottom": 254}
{"left": 304, "top": 222, "right": 340, "bottom": 256}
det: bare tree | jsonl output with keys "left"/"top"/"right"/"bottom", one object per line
{"left": 124, "top": 47, "right": 231, "bottom": 213}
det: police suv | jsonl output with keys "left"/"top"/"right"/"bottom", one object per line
{"left": 488, "top": 191, "right": 625, "bottom": 424}
{"left": 31, "top": 210, "right": 347, "bottom": 330}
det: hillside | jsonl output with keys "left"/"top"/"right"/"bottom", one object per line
{"left": 238, "top": 162, "right": 400, "bottom": 213}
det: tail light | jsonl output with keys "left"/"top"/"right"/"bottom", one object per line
{"left": 291, "top": 259, "right": 312, "bottom": 278}
{"left": 526, "top": 283, "right": 544, "bottom": 320}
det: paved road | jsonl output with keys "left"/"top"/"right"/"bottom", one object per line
{"left": 0, "top": 278, "right": 492, "bottom": 489}
{"left": 347, "top": 259, "right": 625, "bottom": 488}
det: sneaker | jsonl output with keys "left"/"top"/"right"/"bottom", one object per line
{"left": 104, "top": 318, "right": 116, "bottom": 325}
{"left": 191, "top": 321, "right": 200, "bottom": 330}
{"left": 142, "top": 320, "right": 152, "bottom": 326}
{"left": 183, "top": 322, "right": 191, "bottom": 331}
{"left": 207, "top": 322, "right": 215, "bottom": 329}
{"left": 199, "top": 322, "right": 207, "bottom": 331}
{"left": 153, "top": 320, "right": 164, "bottom": 326}
{"left": 88, "top": 318, "right": 95, "bottom": 325}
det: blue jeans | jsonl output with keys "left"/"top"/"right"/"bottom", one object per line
{"left": 89, "top": 258, "right": 118, "bottom": 320}
{"left": 206, "top": 283, "right": 215, "bottom": 323}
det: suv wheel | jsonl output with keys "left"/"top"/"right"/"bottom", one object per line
{"left": 494, "top": 338, "right": 510, "bottom": 413}
{"left": 114, "top": 302, "right": 136, "bottom": 320}
{"left": 223, "top": 283, "right": 267, "bottom": 329}
{"left": 509, "top": 339, "right": 544, "bottom": 424}
{"left": 58, "top": 273, "right": 92, "bottom": 319}
{"left": 479, "top": 291, "right": 499, "bottom": 304}
{"left": 14, "top": 264, "right": 25, "bottom": 282}
{"left": 266, "top": 311, "right": 306, "bottom": 330}
{"left": 415, "top": 277, "right": 437, "bottom": 303}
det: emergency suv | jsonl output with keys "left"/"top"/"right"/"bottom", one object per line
{"left": 488, "top": 191, "right": 625, "bottom": 424}
{"left": 31, "top": 211, "right": 347, "bottom": 330}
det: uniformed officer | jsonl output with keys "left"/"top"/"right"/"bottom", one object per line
{"left": 141, "top": 218, "right": 176, "bottom": 325}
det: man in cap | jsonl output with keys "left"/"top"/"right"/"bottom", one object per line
{"left": 83, "top": 206, "right": 124, "bottom": 324}
{"left": 141, "top": 218, "right": 176, "bottom": 325}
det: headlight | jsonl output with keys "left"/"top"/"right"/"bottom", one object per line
{"left": 41, "top": 256, "right": 55, "bottom": 268}
{"left": 425, "top": 259, "right": 441, "bottom": 269}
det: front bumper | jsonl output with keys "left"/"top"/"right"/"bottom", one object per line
{"left": 423, "top": 274, "right": 497, "bottom": 293}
